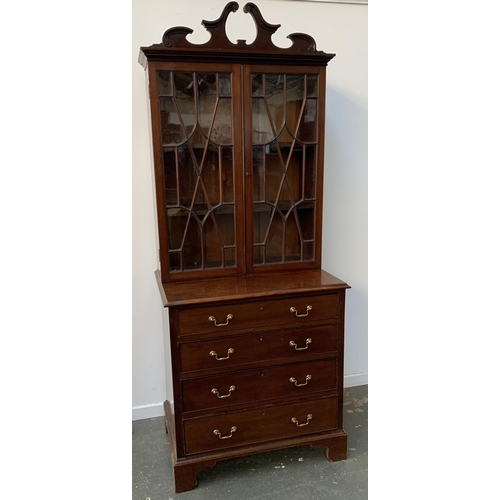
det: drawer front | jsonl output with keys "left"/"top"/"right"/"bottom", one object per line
{"left": 183, "top": 396, "right": 338, "bottom": 455}
{"left": 181, "top": 358, "right": 338, "bottom": 413}
{"left": 177, "top": 293, "right": 340, "bottom": 336}
{"left": 179, "top": 324, "right": 338, "bottom": 373}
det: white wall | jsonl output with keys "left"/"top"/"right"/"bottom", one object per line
{"left": 132, "top": 0, "right": 367, "bottom": 419}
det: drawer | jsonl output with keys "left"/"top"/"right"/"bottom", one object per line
{"left": 181, "top": 358, "right": 338, "bottom": 413}
{"left": 177, "top": 293, "right": 340, "bottom": 336}
{"left": 183, "top": 396, "right": 338, "bottom": 455}
{"left": 179, "top": 324, "right": 338, "bottom": 374}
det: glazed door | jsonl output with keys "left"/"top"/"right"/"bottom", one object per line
{"left": 243, "top": 66, "right": 326, "bottom": 273}
{"left": 148, "top": 63, "right": 244, "bottom": 281}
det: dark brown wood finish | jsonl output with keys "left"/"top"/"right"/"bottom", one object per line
{"left": 183, "top": 396, "right": 339, "bottom": 455}
{"left": 156, "top": 268, "right": 349, "bottom": 307}
{"left": 146, "top": 61, "right": 246, "bottom": 282}
{"left": 181, "top": 357, "right": 338, "bottom": 413}
{"left": 140, "top": 3, "right": 347, "bottom": 493}
{"left": 177, "top": 292, "right": 340, "bottom": 336}
{"left": 242, "top": 64, "right": 328, "bottom": 274}
{"left": 178, "top": 324, "right": 338, "bottom": 373}
{"left": 139, "top": 2, "right": 334, "bottom": 68}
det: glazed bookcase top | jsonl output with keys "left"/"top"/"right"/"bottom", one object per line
{"left": 139, "top": 2, "right": 335, "bottom": 67}
{"left": 140, "top": 2, "right": 336, "bottom": 282}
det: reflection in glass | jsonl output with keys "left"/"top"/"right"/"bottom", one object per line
{"left": 201, "top": 145, "right": 220, "bottom": 207}
{"left": 298, "top": 99, "right": 317, "bottom": 143}
{"left": 219, "top": 74, "right": 231, "bottom": 96}
{"left": 163, "top": 148, "right": 177, "bottom": 206}
{"left": 221, "top": 147, "right": 234, "bottom": 203}
{"left": 198, "top": 73, "right": 217, "bottom": 139}
{"left": 251, "top": 74, "right": 263, "bottom": 96}
{"left": 304, "top": 241, "right": 314, "bottom": 261}
{"left": 182, "top": 213, "right": 202, "bottom": 270}
{"left": 211, "top": 98, "right": 232, "bottom": 144}
{"left": 285, "top": 214, "right": 301, "bottom": 262}
{"left": 253, "top": 146, "right": 264, "bottom": 202}
{"left": 306, "top": 75, "right": 318, "bottom": 97}
{"left": 158, "top": 71, "right": 172, "bottom": 95}
{"left": 253, "top": 204, "right": 272, "bottom": 245}
{"left": 160, "top": 97, "right": 185, "bottom": 145}
{"left": 173, "top": 73, "right": 195, "bottom": 138}
{"left": 266, "top": 211, "right": 284, "bottom": 263}
{"left": 297, "top": 205, "right": 315, "bottom": 241}
{"left": 304, "top": 146, "right": 316, "bottom": 199}
{"left": 252, "top": 98, "right": 273, "bottom": 145}
{"left": 204, "top": 216, "right": 222, "bottom": 268}
{"left": 224, "top": 248, "right": 236, "bottom": 267}
{"left": 169, "top": 252, "right": 180, "bottom": 272}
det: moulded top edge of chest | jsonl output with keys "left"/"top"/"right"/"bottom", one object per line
{"left": 155, "top": 269, "right": 350, "bottom": 308}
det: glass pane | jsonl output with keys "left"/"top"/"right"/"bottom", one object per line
{"left": 204, "top": 216, "right": 222, "bottom": 268}
{"left": 253, "top": 245, "right": 264, "bottom": 265}
{"left": 219, "top": 74, "right": 231, "bottom": 96}
{"left": 204, "top": 207, "right": 235, "bottom": 269}
{"left": 174, "top": 72, "right": 194, "bottom": 97}
{"left": 253, "top": 203, "right": 272, "bottom": 244}
{"left": 253, "top": 146, "right": 264, "bottom": 202}
{"left": 265, "top": 75, "right": 285, "bottom": 134}
{"left": 286, "top": 75, "right": 305, "bottom": 100}
{"left": 157, "top": 71, "right": 171, "bottom": 95}
{"left": 298, "top": 98, "right": 317, "bottom": 142}
{"left": 266, "top": 211, "right": 284, "bottom": 263}
{"left": 304, "top": 241, "right": 314, "bottom": 261}
{"left": 163, "top": 148, "right": 177, "bottom": 206}
{"left": 224, "top": 247, "right": 236, "bottom": 267}
{"left": 182, "top": 216, "right": 202, "bottom": 270}
{"left": 264, "top": 145, "right": 283, "bottom": 204}
{"left": 167, "top": 207, "right": 187, "bottom": 251}
{"left": 277, "top": 142, "right": 302, "bottom": 203}
{"left": 201, "top": 144, "right": 220, "bottom": 206}
{"left": 173, "top": 73, "right": 195, "bottom": 138}
{"left": 211, "top": 98, "right": 232, "bottom": 145}
{"left": 285, "top": 214, "right": 301, "bottom": 262}
{"left": 177, "top": 144, "right": 204, "bottom": 208}
{"left": 252, "top": 98, "right": 274, "bottom": 144}
{"left": 160, "top": 97, "right": 185, "bottom": 145}
{"left": 297, "top": 203, "right": 315, "bottom": 241}
{"left": 214, "top": 206, "right": 235, "bottom": 247}
{"left": 163, "top": 72, "right": 237, "bottom": 275}
{"left": 221, "top": 147, "right": 234, "bottom": 203}
{"left": 169, "top": 252, "right": 180, "bottom": 272}
{"left": 306, "top": 75, "right": 318, "bottom": 97}
{"left": 197, "top": 73, "right": 217, "bottom": 94}
{"left": 251, "top": 74, "right": 263, "bottom": 96}
{"left": 304, "top": 146, "right": 316, "bottom": 199}
{"left": 198, "top": 73, "right": 217, "bottom": 139}
{"left": 249, "top": 72, "right": 318, "bottom": 269}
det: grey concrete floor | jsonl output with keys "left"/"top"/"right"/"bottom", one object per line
{"left": 133, "top": 384, "right": 367, "bottom": 499}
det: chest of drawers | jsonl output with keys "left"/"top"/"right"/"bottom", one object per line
{"left": 157, "top": 269, "right": 349, "bottom": 492}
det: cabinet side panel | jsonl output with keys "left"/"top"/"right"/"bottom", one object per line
{"left": 161, "top": 307, "right": 174, "bottom": 404}
{"left": 147, "top": 62, "right": 170, "bottom": 281}
{"left": 315, "top": 66, "right": 327, "bottom": 267}
{"left": 336, "top": 288, "right": 346, "bottom": 430}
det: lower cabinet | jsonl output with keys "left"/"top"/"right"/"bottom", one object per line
{"left": 160, "top": 278, "right": 349, "bottom": 493}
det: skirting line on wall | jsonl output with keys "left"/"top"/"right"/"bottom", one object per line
{"left": 344, "top": 372, "right": 368, "bottom": 388}
{"left": 132, "top": 373, "right": 368, "bottom": 421}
